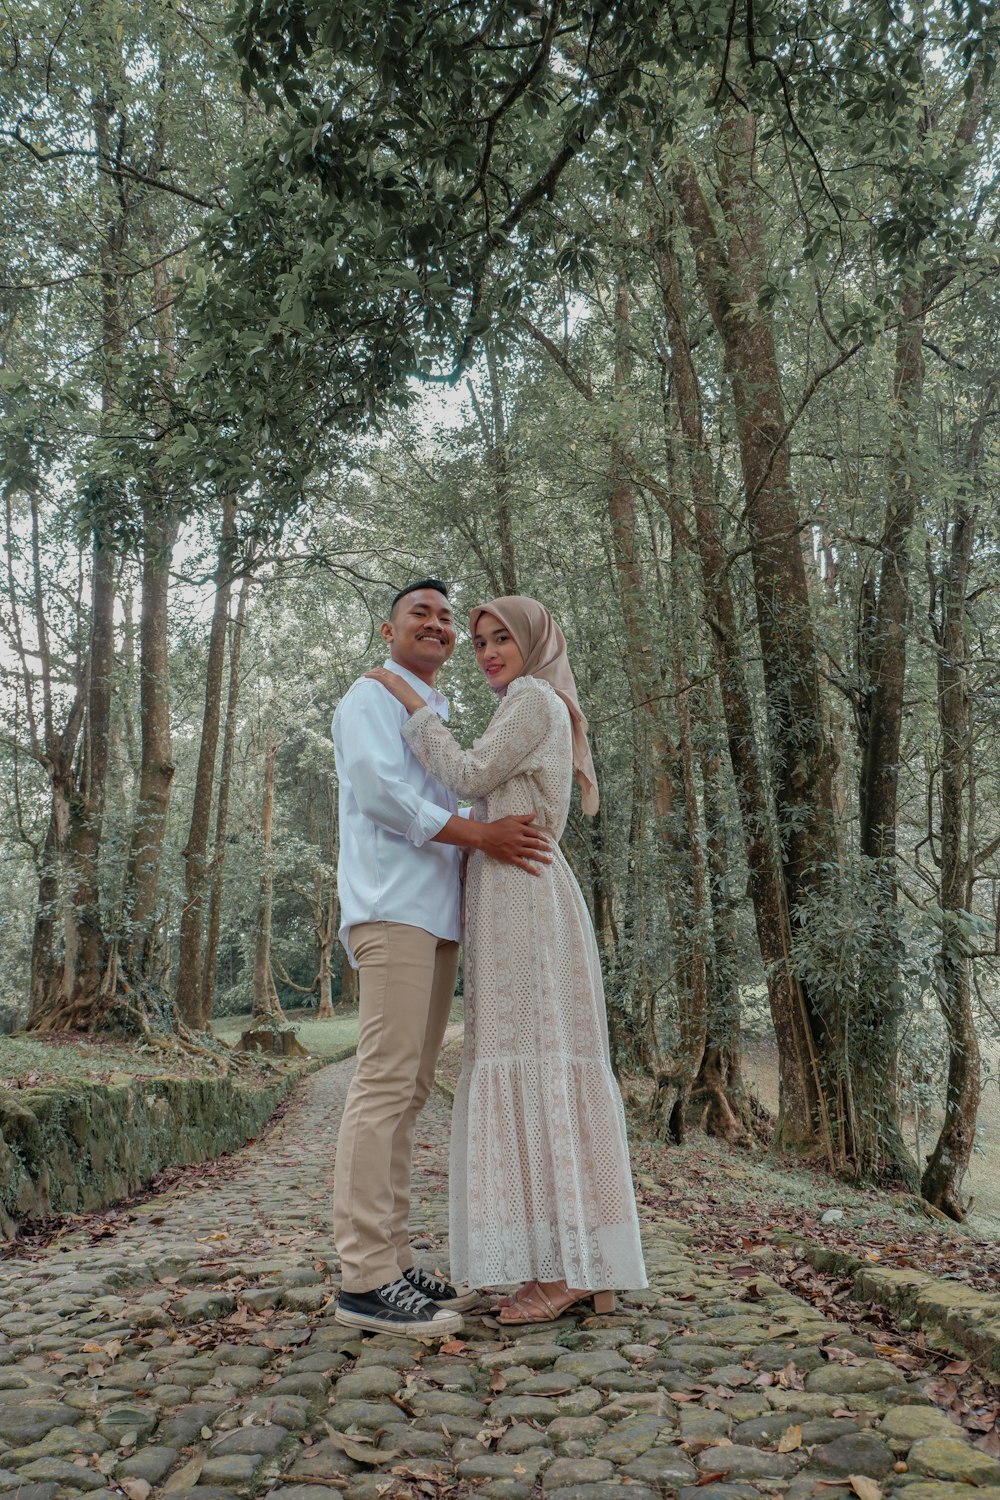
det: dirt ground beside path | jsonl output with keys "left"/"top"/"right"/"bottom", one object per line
{"left": 2, "top": 1052, "right": 1000, "bottom": 1500}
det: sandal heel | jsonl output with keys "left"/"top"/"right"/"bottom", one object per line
{"left": 591, "top": 1291, "right": 616, "bottom": 1314}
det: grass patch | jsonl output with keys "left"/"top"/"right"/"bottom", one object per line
{"left": 0, "top": 1007, "right": 360, "bottom": 1092}
{"left": 211, "top": 1009, "right": 360, "bottom": 1059}
{"left": 0, "top": 1032, "right": 246, "bottom": 1090}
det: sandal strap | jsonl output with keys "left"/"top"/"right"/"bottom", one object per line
{"left": 499, "top": 1281, "right": 573, "bottom": 1323}
{"left": 528, "top": 1285, "right": 563, "bottom": 1318}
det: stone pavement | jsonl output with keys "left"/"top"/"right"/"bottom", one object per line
{"left": 2, "top": 1055, "right": 999, "bottom": 1500}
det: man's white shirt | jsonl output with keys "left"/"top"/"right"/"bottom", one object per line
{"left": 332, "top": 661, "right": 464, "bottom": 965}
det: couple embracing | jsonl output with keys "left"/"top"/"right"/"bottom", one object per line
{"left": 331, "top": 580, "right": 646, "bottom": 1335}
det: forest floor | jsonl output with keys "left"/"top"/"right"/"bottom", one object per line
{"left": 742, "top": 1043, "right": 1000, "bottom": 1239}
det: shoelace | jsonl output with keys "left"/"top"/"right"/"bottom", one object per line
{"left": 406, "top": 1268, "right": 450, "bottom": 1297}
{"left": 382, "top": 1277, "right": 432, "bottom": 1315}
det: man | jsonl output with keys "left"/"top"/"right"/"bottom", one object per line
{"left": 331, "top": 579, "right": 549, "bottom": 1335}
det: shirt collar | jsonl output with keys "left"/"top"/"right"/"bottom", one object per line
{"left": 384, "top": 660, "right": 449, "bottom": 721}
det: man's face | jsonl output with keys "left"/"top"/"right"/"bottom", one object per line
{"left": 381, "top": 588, "right": 456, "bottom": 681}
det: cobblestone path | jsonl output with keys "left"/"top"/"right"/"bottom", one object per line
{"left": 2, "top": 1055, "right": 999, "bottom": 1500}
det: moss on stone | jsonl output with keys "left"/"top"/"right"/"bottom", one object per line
{"left": 789, "top": 1234, "right": 1000, "bottom": 1381}
{"left": 0, "top": 1066, "right": 305, "bottom": 1234}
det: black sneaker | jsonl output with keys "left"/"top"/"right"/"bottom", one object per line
{"left": 334, "top": 1276, "right": 464, "bottom": 1336}
{"left": 403, "top": 1266, "right": 480, "bottom": 1312}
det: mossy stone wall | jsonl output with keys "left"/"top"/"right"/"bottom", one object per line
{"left": 0, "top": 1069, "right": 299, "bottom": 1239}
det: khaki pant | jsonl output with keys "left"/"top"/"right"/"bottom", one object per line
{"left": 333, "top": 921, "right": 460, "bottom": 1293}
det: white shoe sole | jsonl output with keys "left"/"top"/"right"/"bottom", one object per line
{"left": 333, "top": 1302, "right": 464, "bottom": 1337}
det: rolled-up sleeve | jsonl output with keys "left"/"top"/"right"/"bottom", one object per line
{"left": 337, "top": 682, "right": 452, "bottom": 846}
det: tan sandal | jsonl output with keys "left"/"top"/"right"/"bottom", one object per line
{"left": 497, "top": 1282, "right": 616, "bottom": 1325}
{"left": 495, "top": 1279, "right": 537, "bottom": 1310}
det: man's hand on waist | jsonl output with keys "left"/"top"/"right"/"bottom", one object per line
{"left": 474, "top": 813, "right": 552, "bottom": 873}
{"left": 432, "top": 810, "right": 551, "bottom": 874}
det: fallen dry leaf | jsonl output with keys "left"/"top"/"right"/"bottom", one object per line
{"left": 321, "top": 1423, "right": 398, "bottom": 1465}
{"left": 163, "top": 1455, "right": 203, "bottom": 1492}
{"left": 849, "top": 1474, "right": 882, "bottom": 1500}
{"left": 777, "top": 1424, "right": 802, "bottom": 1452}
{"left": 117, "top": 1479, "right": 151, "bottom": 1500}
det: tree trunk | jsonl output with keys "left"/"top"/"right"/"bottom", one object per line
{"left": 655, "top": 223, "right": 830, "bottom": 1159}
{"left": 608, "top": 716, "right": 657, "bottom": 1076}
{"left": 587, "top": 739, "right": 618, "bottom": 964}
{"left": 22, "top": 485, "right": 88, "bottom": 1028}
{"left": 28, "top": 783, "right": 70, "bottom": 1027}
{"left": 467, "top": 344, "right": 519, "bottom": 593}
{"left": 922, "top": 491, "right": 980, "bottom": 1218}
{"left": 847, "top": 283, "right": 928, "bottom": 1183}
{"left": 120, "top": 497, "right": 179, "bottom": 977}
{"left": 176, "top": 496, "right": 237, "bottom": 1026}
{"left": 648, "top": 518, "right": 711, "bottom": 1142}
{"left": 58, "top": 524, "right": 117, "bottom": 1022}
{"left": 315, "top": 874, "right": 337, "bottom": 1019}
{"left": 33, "top": 31, "right": 126, "bottom": 1029}
{"left": 674, "top": 123, "right": 849, "bottom": 1160}
{"left": 858, "top": 289, "right": 922, "bottom": 857}
{"left": 201, "top": 576, "right": 249, "bottom": 1025}
{"left": 251, "top": 725, "right": 283, "bottom": 1021}
{"left": 692, "top": 688, "right": 752, "bottom": 1142}
{"left": 606, "top": 280, "right": 701, "bottom": 1114}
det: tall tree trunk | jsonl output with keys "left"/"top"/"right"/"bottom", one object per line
{"left": 120, "top": 497, "right": 179, "bottom": 977}
{"left": 467, "top": 343, "right": 518, "bottom": 593}
{"left": 656, "top": 224, "right": 830, "bottom": 1160}
{"left": 60, "top": 525, "right": 117, "bottom": 1020}
{"left": 315, "top": 874, "right": 337, "bottom": 1018}
{"left": 922, "top": 493, "right": 981, "bottom": 1218}
{"left": 28, "top": 786, "right": 69, "bottom": 1027}
{"left": 674, "top": 124, "right": 846, "bottom": 1159}
{"left": 22, "top": 487, "right": 88, "bottom": 1027}
{"left": 34, "top": 23, "right": 126, "bottom": 1028}
{"left": 848, "top": 283, "right": 928, "bottom": 1183}
{"left": 606, "top": 281, "right": 698, "bottom": 1114}
{"left": 587, "top": 738, "right": 618, "bottom": 965}
{"left": 644, "top": 506, "right": 711, "bottom": 1142}
{"left": 608, "top": 716, "right": 656, "bottom": 1076}
{"left": 201, "top": 576, "right": 248, "bottom": 1026}
{"left": 251, "top": 724, "right": 284, "bottom": 1022}
{"left": 315, "top": 777, "right": 339, "bottom": 1018}
{"left": 177, "top": 496, "right": 237, "bottom": 1026}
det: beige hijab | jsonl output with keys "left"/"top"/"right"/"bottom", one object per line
{"left": 470, "top": 595, "right": 599, "bottom": 815}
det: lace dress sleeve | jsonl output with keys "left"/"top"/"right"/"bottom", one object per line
{"left": 402, "top": 679, "right": 552, "bottom": 799}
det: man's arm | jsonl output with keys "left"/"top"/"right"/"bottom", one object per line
{"left": 338, "top": 682, "right": 550, "bottom": 872}
{"left": 432, "top": 812, "right": 551, "bottom": 875}
{"left": 336, "top": 682, "right": 455, "bottom": 845}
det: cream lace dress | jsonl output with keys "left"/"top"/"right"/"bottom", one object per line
{"left": 403, "top": 676, "right": 647, "bottom": 1292}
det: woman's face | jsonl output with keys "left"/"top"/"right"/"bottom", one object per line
{"left": 473, "top": 611, "right": 524, "bottom": 692}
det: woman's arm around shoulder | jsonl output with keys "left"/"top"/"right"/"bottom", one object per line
{"left": 402, "top": 675, "right": 553, "bottom": 799}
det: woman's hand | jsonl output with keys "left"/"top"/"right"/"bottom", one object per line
{"left": 364, "top": 667, "right": 426, "bottom": 715}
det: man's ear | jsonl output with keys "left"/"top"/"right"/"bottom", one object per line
{"left": 380, "top": 620, "right": 394, "bottom": 646}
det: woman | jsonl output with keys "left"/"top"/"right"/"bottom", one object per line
{"left": 366, "top": 595, "right": 646, "bottom": 1323}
